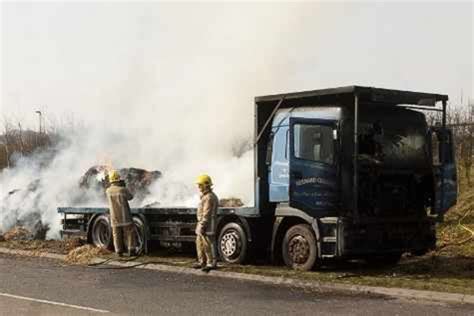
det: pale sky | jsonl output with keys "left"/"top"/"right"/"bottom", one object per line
{"left": 0, "top": 1, "right": 472, "bottom": 213}
{"left": 1, "top": 1, "right": 473, "bottom": 131}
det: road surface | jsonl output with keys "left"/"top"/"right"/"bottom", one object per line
{"left": 0, "top": 253, "right": 472, "bottom": 315}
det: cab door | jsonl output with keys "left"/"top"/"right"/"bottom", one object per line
{"left": 289, "top": 118, "right": 339, "bottom": 217}
{"left": 431, "top": 128, "right": 458, "bottom": 218}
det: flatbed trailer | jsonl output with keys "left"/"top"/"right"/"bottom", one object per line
{"left": 58, "top": 206, "right": 263, "bottom": 263}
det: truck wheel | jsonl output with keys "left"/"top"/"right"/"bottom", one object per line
{"left": 218, "top": 222, "right": 248, "bottom": 264}
{"left": 90, "top": 214, "right": 113, "bottom": 250}
{"left": 132, "top": 216, "right": 146, "bottom": 255}
{"left": 282, "top": 224, "right": 318, "bottom": 271}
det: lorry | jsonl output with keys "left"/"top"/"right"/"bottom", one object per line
{"left": 58, "top": 86, "right": 458, "bottom": 270}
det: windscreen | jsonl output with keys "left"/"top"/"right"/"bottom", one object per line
{"left": 358, "top": 107, "right": 429, "bottom": 169}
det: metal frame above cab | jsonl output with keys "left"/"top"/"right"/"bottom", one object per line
{"left": 255, "top": 85, "right": 448, "bottom": 106}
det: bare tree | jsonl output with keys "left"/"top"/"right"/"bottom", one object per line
{"left": 446, "top": 99, "right": 474, "bottom": 191}
{"left": 1, "top": 117, "right": 14, "bottom": 169}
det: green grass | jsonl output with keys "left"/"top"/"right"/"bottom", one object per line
{"left": 122, "top": 246, "right": 474, "bottom": 295}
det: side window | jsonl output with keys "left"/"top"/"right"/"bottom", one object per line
{"left": 294, "top": 124, "right": 334, "bottom": 164}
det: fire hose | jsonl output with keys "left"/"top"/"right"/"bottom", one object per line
{"left": 87, "top": 251, "right": 190, "bottom": 270}
{"left": 86, "top": 226, "right": 178, "bottom": 270}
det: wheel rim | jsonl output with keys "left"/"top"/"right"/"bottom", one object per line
{"left": 288, "top": 235, "right": 310, "bottom": 265}
{"left": 93, "top": 220, "right": 110, "bottom": 247}
{"left": 220, "top": 230, "right": 241, "bottom": 259}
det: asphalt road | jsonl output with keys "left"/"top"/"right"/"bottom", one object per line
{"left": 0, "top": 254, "right": 472, "bottom": 316}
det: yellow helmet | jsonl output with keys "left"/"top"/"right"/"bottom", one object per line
{"left": 108, "top": 170, "right": 121, "bottom": 183}
{"left": 195, "top": 174, "right": 213, "bottom": 186}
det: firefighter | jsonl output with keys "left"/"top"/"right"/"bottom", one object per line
{"left": 106, "top": 170, "right": 136, "bottom": 257}
{"left": 192, "top": 174, "right": 219, "bottom": 272}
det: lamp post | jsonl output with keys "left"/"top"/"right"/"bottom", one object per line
{"left": 35, "top": 110, "right": 42, "bottom": 134}
{"left": 35, "top": 110, "right": 42, "bottom": 146}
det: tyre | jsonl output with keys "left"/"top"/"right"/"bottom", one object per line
{"left": 218, "top": 222, "right": 248, "bottom": 264}
{"left": 282, "top": 224, "right": 318, "bottom": 271}
{"left": 90, "top": 214, "right": 113, "bottom": 250}
{"left": 132, "top": 216, "right": 146, "bottom": 255}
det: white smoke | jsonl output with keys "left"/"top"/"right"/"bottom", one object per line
{"left": 1, "top": 3, "right": 292, "bottom": 238}
{"left": 1, "top": 2, "right": 472, "bottom": 239}
{"left": 0, "top": 123, "right": 253, "bottom": 239}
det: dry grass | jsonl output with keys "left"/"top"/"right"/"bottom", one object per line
{"left": 0, "top": 237, "right": 85, "bottom": 254}
{"left": 437, "top": 189, "right": 474, "bottom": 257}
{"left": 64, "top": 244, "right": 110, "bottom": 265}
{"left": 3, "top": 226, "right": 34, "bottom": 241}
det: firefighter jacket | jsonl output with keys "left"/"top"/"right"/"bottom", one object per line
{"left": 196, "top": 190, "right": 218, "bottom": 236}
{"left": 106, "top": 183, "right": 134, "bottom": 228}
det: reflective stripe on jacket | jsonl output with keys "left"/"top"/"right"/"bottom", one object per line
{"left": 106, "top": 183, "right": 134, "bottom": 227}
{"left": 197, "top": 190, "right": 218, "bottom": 235}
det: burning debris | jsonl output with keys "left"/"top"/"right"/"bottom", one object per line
{"left": 2, "top": 226, "right": 34, "bottom": 241}
{"left": 79, "top": 165, "right": 162, "bottom": 202}
{"left": 1, "top": 165, "right": 161, "bottom": 239}
{"left": 0, "top": 214, "right": 49, "bottom": 242}
{"left": 1, "top": 220, "right": 49, "bottom": 241}
{"left": 1, "top": 178, "right": 50, "bottom": 240}
{"left": 79, "top": 165, "right": 110, "bottom": 193}
{"left": 2, "top": 162, "right": 246, "bottom": 244}
{"left": 219, "top": 198, "right": 244, "bottom": 207}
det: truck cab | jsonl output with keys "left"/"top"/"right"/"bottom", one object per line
{"left": 255, "top": 86, "right": 457, "bottom": 270}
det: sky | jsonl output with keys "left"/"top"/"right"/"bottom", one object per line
{"left": 0, "top": 1, "right": 472, "bottom": 236}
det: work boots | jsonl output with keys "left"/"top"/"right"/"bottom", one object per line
{"left": 192, "top": 262, "right": 204, "bottom": 269}
{"left": 123, "top": 250, "right": 137, "bottom": 257}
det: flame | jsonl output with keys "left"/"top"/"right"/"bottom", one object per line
{"left": 95, "top": 155, "right": 115, "bottom": 181}
{"left": 96, "top": 154, "right": 114, "bottom": 171}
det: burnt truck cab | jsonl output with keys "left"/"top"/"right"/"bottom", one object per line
{"left": 256, "top": 86, "right": 457, "bottom": 269}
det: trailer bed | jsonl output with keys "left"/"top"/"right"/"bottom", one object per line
{"left": 58, "top": 206, "right": 259, "bottom": 217}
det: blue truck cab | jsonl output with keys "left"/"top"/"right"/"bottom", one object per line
{"left": 59, "top": 86, "right": 457, "bottom": 271}
{"left": 254, "top": 86, "right": 457, "bottom": 270}
{"left": 268, "top": 106, "right": 341, "bottom": 204}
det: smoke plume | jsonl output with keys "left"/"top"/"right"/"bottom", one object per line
{"left": 1, "top": 2, "right": 472, "bottom": 238}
